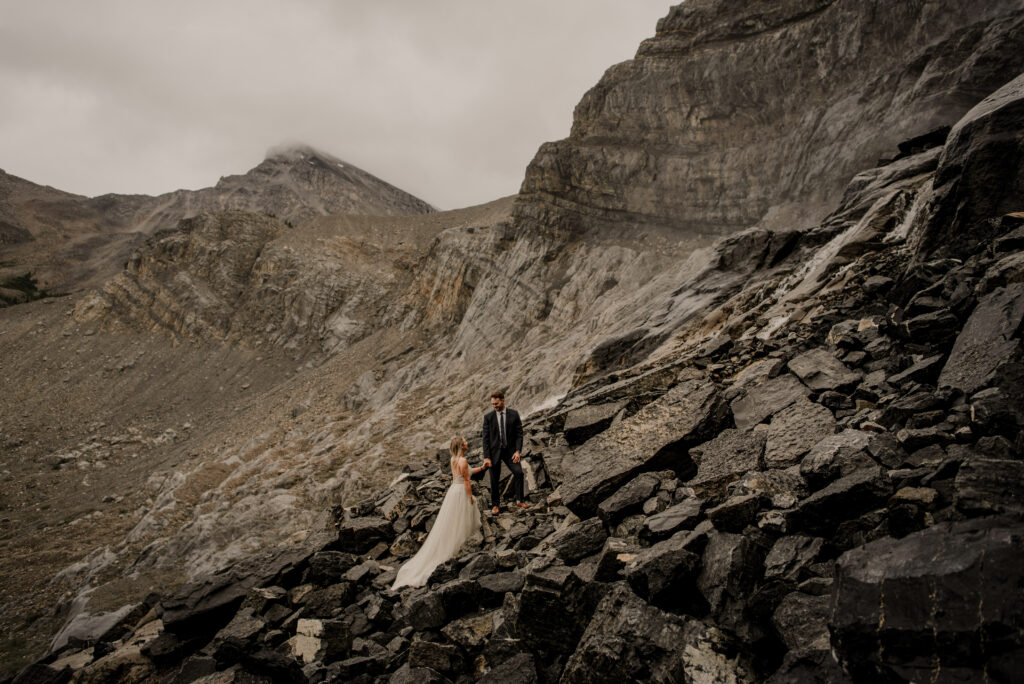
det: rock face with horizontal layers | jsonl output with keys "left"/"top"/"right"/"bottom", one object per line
{"left": 516, "top": 0, "right": 1024, "bottom": 241}
{"left": 560, "top": 372, "right": 728, "bottom": 516}
{"left": 74, "top": 198, "right": 514, "bottom": 352}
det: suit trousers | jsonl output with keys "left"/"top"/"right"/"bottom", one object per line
{"left": 489, "top": 446, "right": 525, "bottom": 506}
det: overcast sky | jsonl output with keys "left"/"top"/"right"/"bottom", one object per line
{"left": 0, "top": 1, "right": 671, "bottom": 210}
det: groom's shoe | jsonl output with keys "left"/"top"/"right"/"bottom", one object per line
{"left": 491, "top": 506, "right": 501, "bottom": 515}
{"left": 515, "top": 501, "right": 529, "bottom": 510}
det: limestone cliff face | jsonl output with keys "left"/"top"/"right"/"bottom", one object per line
{"left": 518, "top": 0, "right": 1024, "bottom": 239}
{"left": 442, "top": 0, "right": 1024, "bottom": 401}
{"left": 76, "top": 199, "right": 514, "bottom": 353}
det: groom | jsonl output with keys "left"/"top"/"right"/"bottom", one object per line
{"left": 481, "top": 390, "right": 526, "bottom": 514}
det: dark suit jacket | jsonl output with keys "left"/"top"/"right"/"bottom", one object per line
{"left": 482, "top": 408, "right": 523, "bottom": 463}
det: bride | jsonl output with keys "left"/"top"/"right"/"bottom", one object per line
{"left": 392, "top": 436, "right": 485, "bottom": 589}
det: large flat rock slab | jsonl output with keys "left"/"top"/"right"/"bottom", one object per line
{"left": 764, "top": 397, "right": 837, "bottom": 468}
{"left": 561, "top": 373, "right": 728, "bottom": 517}
{"left": 731, "top": 373, "right": 810, "bottom": 430}
{"left": 939, "top": 283, "right": 1024, "bottom": 394}
{"left": 563, "top": 401, "right": 625, "bottom": 446}
{"left": 833, "top": 517, "right": 1024, "bottom": 682}
{"left": 688, "top": 429, "right": 766, "bottom": 502}
{"left": 787, "top": 348, "right": 861, "bottom": 392}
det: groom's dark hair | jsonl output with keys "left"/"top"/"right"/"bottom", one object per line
{"left": 491, "top": 390, "right": 505, "bottom": 400}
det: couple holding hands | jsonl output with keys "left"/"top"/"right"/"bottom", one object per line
{"left": 392, "top": 390, "right": 528, "bottom": 589}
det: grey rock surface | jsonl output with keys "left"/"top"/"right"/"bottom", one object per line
{"left": 787, "top": 349, "right": 861, "bottom": 392}
{"left": 833, "top": 518, "right": 1024, "bottom": 682}
{"left": 731, "top": 374, "right": 810, "bottom": 431}
{"left": 939, "top": 283, "right": 1024, "bottom": 393}
{"left": 688, "top": 429, "right": 766, "bottom": 501}
{"left": 764, "top": 397, "right": 837, "bottom": 468}
{"left": 561, "top": 375, "right": 727, "bottom": 516}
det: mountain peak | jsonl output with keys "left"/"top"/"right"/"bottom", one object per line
{"left": 264, "top": 143, "right": 345, "bottom": 166}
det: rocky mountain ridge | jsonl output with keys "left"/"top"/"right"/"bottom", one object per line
{"left": 0, "top": 145, "right": 434, "bottom": 302}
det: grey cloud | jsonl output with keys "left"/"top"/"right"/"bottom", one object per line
{"left": 0, "top": 0, "right": 671, "bottom": 209}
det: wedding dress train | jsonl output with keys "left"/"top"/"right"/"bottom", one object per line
{"left": 392, "top": 473, "right": 482, "bottom": 589}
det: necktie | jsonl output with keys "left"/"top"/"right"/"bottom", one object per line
{"left": 499, "top": 412, "right": 506, "bottom": 447}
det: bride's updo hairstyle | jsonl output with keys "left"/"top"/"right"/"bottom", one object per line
{"left": 449, "top": 436, "right": 465, "bottom": 460}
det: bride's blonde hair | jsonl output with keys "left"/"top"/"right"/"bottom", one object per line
{"left": 449, "top": 436, "right": 466, "bottom": 460}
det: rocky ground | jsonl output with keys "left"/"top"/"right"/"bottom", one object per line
{"left": 0, "top": 198, "right": 515, "bottom": 677}
{"left": 12, "top": 72, "right": 1024, "bottom": 683}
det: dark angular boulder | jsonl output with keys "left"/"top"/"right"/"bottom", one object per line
{"left": 707, "top": 493, "right": 763, "bottom": 533}
{"left": 799, "top": 429, "right": 874, "bottom": 489}
{"left": 766, "top": 648, "right": 853, "bottom": 684}
{"left": 401, "top": 591, "right": 446, "bottom": 630}
{"left": 772, "top": 591, "right": 831, "bottom": 652}
{"left": 513, "top": 563, "right": 594, "bottom": 655}
{"left": 335, "top": 517, "right": 394, "bottom": 554}
{"left": 787, "top": 348, "right": 862, "bottom": 392}
{"left": 731, "top": 373, "right": 810, "bottom": 431}
{"left": 641, "top": 497, "right": 704, "bottom": 541}
{"left": 478, "top": 652, "right": 538, "bottom": 684}
{"left": 697, "top": 530, "right": 771, "bottom": 641}
{"left": 888, "top": 353, "right": 946, "bottom": 387}
{"left": 158, "top": 545, "right": 312, "bottom": 638}
{"left": 561, "top": 373, "right": 728, "bottom": 516}
{"left": 477, "top": 571, "right": 525, "bottom": 599}
{"left": 543, "top": 517, "right": 607, "bottom": 564}
{"left": 923, "top": 73, "right": 1024, "bottom": 258}
{"left": 388, "top": 663, "right": 451, "bottom": 684}
{"left": 459, "top": 553, "right": 497, "bottom": 580}
{"left": 688, "top": 428, "right": 766, "bottom": 502}
{"left": 898, "top": 309, "right": 960, "bottom": 346}
{"left": 302, "top": 582, "right": 357, "bottom": 619}
{"left": 622, "top": 530, "right": 702, "bottom": 612}
{"left": 561, "top": 583, "right": 753, "bottom": 684}
{"left": 954, "top": 458, "right": 1024, "bottom": 515}
{"left": 441, "top": 610, "right": 496, "bottom": 651}
{"left": 408, "top": 640, "right": 460, "bottom": 673}
{"left": 764, "top": 397, "right": 837, "bottom": 468}
{"left": 895, "top": 425, "right": 954, "bottom": 452}
{"left": 331, "top": 653, "right": 390, "bottom": 680}
{"left": 832, "top": 517, "right": 1024, "bottom": 683}
{"left": 796, "top": 466, "right": 892, "bottom": 535}
{"left": 763, "top": 535, "right": 824, "bottom": 583}
{"left": 434, "top": 578, "right": 484, "bottom": 618}
{"left": 168, "top": 655, "right": 218, "bottom": 684}
{"left": 563, "top": 401, "right": 625, "bottom": 446}
{"left": 970, "top": 383, "right": 1024, "bottom": 437}
{"left": 592, "top": 537, "right": 640, "bottom": 582}
{"left": 596, "top": 472, "right": 660, "bottom": 526}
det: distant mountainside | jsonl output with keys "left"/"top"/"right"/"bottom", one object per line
{"left": 0, "top": 145, "right": 434, "bottom": 302}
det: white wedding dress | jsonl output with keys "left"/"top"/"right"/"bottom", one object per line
{"left": 392, "top": 462, "right": 482, "bottom": 589}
